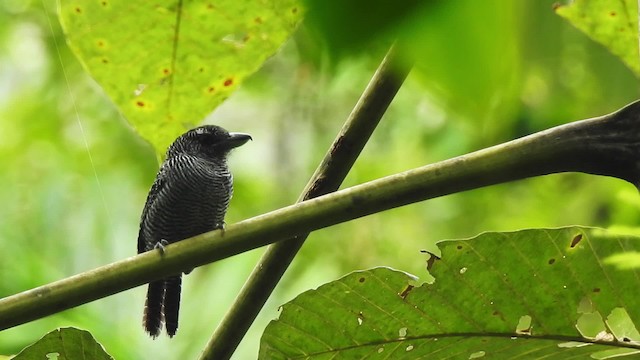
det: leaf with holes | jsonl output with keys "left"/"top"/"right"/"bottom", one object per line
{"left": 13, "top": 327, "right": 113, "bottom": 360}
{"left": 260, "top": 227, "right": 640, "bottom": 359}
{"left": 59, "top": 0, "right": 302, "bottom": 154}
{"left": 555, "top": 0, "right": 640, "bottom": 77}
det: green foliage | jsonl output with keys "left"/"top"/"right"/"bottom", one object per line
{"left": 261, "top": 228, "right": 640, "bottom": 359}
{"left": 13, "top": 327, "right": 112, "bottom": 360}
{"left": 59, "top": 0, "right": 302, "bottom": 154}
{"left": 556, "top": 0, "right": 640, "bottom": 77}
{"left": 301, "top": 0, "right": 428, "bottom": 57}
{"left": 1, "top": 0, "right": 639, "bottom": 359}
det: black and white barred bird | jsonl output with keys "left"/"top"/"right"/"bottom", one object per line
{"left": 137, "top": 125, "right": 251, "bottom": 338}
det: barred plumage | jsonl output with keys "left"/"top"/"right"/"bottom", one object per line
{"left": 137, "top": 125, "right": 251, "bottom": 338}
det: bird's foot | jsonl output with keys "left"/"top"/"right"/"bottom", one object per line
{"left": 213, "top": 222, "right": 226, "bottom": 236}
{"left": 154, "top": 239, "right": 169, "bottom": 255}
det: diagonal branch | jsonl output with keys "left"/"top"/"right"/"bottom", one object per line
{"left": 0, "top": 100, "right": 639, "bottom": 332}
{"left": 199, "top": 44, "right": 411, "bottom": 360}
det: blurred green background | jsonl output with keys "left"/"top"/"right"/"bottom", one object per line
{"left": 1, "top": 0, "right": 639, "bottom": 359}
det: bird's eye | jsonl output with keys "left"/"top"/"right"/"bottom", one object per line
{"left": 200, "top": 134, "right": 219, "bottom": 145}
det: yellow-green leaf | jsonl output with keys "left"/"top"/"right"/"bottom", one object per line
{"left": 555, "top": 0, "right": 640, "bottom": 77}
{"left": 59, "top": 0, "right": 302, "bottom": 154}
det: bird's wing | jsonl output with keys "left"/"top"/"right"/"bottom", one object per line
{"left": 137, "top": 165, "right": 167, "bottom": 254}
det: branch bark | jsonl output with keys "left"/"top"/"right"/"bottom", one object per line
{"left": 0, "top": 100, "right": 638, "bottom": 331}
{"left": 200, "top": 44, "right": 411, "bottom": 360}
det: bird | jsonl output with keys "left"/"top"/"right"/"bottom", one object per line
{"left": 137, "top": 125, "right": 251, "bottom": 338}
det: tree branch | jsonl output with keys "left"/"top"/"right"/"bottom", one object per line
{"left": 200, "top": 44, "right": 411, "bottom": 360}
{"left": 0, "top": 100, "right": 638, "bottom": 331}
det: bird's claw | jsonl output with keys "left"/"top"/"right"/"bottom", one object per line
{"left": 155, "top": 239, "right": 169, "bottom": 255}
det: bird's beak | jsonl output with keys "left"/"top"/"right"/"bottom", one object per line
{"left": 225, "top": 132, "right": 252, "bottom": 149}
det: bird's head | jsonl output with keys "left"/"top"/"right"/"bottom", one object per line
{"left": 166, "top": 125, "right": 252, "bottom": 160}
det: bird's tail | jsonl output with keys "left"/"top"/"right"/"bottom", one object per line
{"left": 163, "top": 275, "right": 182, "bottom": 337}
{"left": 143, "top": 280, "right": 165, "bottom": 338}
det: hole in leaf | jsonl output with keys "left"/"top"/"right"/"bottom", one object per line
{"left": 605, "top": 307, "right": 640, "bottom": 344}
{"left": 426, "top": 252, "right": 440, "bottom": 270}
{"left": 570, "top": 234, "right": 582, "bottom": 248}
{"left": 399, "top": 284, "right": 413, "bottom": 299}
{"left": 576, "top": 311, "right": 606, "bottom": 338}
{"left": 515, "top": 315, "right": 532, "bottom": 335}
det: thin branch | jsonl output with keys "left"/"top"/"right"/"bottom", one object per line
{"left": 0, "top": 100, "right": 639, "bottom": 331}
{"left": 200, "top": 44, "right": 411, "bottom": 360}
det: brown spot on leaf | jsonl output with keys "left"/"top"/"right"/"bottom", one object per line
{"left": 570, "top": 234, "right": 582, "bottom": 248}
{"left": 207, "top": 86, "right": 215, "bottom": 93}
{"left": 359, "top": 277, "right": 365, "bottom": 283}
{"left": 255, "top": 17, "right": 263, "bottom": 24}
{"left": 97, "top": 40, "right": 104, "bottom": 47}
{"left": 223, "top": 78, "right": 233, "bottom": 87}
{"left": 102, "top": 58, "right": 109, "bottom": 64}
{"left": 199, "top": 67, "right": 205, "bottom": 73}
{"left": 457, "top": 245, "right": 463, "bottom": 250}
{"left": 610, "top": 11, "right": 617, "bottom": 16}
{"left": 292, "top": 7, "right": 298, "bottom": 14}
{"left": 593, "top": 288, "right": 601, "bottom": 293}
{"left": 136, "top": 101, "right": 145, "bottom": 107}
{"left": 75, "top": 7, "right": 82, "bottom": 13}
{"left": 548, "top": 258, "right": 555, "bottom": 265}
{"left": 399, "top": 284, "right": 414, "bottom": 299}
{"left": 551, "top": 2, "right": 561, "bottom": 11}
{"left": 163, "top": 68, "right": 170, "bottom": 75}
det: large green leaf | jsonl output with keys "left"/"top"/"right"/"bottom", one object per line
{"left": 260, "top": 227, "right": 640, "bottom": 359}
{"left": 555, "top": 0, "right": 640, "bottom": 77}
{"left": 13, "top": 327, "right": 113, "bottom": 360}
{"left": 59, "top": 0, "right": 302, "bottom": 154}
